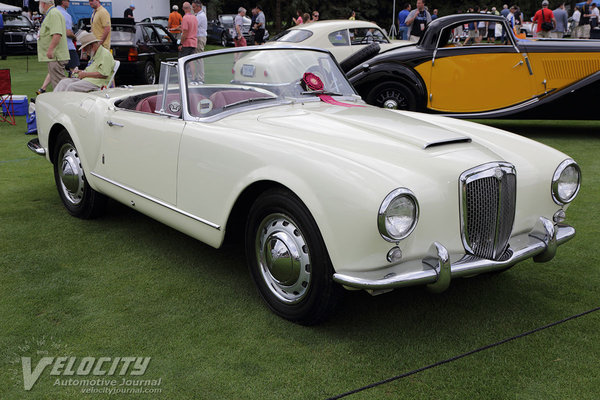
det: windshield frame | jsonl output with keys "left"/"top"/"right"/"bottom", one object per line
{"left": 175, "top": 45, "right": 361, "bottom": 123}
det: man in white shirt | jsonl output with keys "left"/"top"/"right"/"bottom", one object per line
{"left": 234, "top": 7, "right": 247, "bottom": 47}
{"left": 592, "top": 3, "right": 599, "bottom": 29}
{"left": 192, "top": 0, "right": 207, "bottom": 53}
{"left": 572, "top": 6, "right": 582, "bottom": 38}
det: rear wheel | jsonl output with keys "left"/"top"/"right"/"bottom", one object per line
{"left": 53, "top": 130, "right": 107, "bottom": 219}
{"left": 143, "top": 62, "right": 156, "bottom": 84}
{"left": 367, "top": 81, "right": 417, "bottom": 111}
{"left": 221, "top": 33, "right": 227, "bottom": 47}
{"left": 245, "top": 189, "right": 342, "bottom": 325}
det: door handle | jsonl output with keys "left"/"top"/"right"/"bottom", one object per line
{"left": 106, "top": 120, "right": 124, "bottom": 127}
{"left": 513, "top": 60, "right": 524, "bottom": 68}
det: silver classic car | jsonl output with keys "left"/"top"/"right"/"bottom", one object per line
{"left": 28, "top": 46, "right": 580, "bottom": 325}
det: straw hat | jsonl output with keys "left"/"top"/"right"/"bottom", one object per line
{"left": 77, "top": 32, "right": 100, "bottom": 50}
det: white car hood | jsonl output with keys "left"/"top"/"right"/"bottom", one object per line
{"left": 253, "top": 102, "right": 496, "bottom": 156}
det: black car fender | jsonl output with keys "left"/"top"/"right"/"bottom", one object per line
{"left": 348, "top": 62, "right": 428, "bottom": 110}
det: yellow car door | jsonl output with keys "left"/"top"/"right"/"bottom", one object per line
{"left": 417, "top": 21, "right": 536, "bottom": 113}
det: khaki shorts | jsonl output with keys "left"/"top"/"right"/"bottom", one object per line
{"left": 48, "top": 60, "right": 68, "bottom": 91}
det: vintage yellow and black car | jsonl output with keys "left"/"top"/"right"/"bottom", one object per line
{"left": 347, "top": 14, "right": 600, "bottom": 119}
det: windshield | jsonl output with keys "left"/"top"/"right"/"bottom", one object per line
{"left": 5, "top": 15, "right": 32, "bottom": 28}
{"left": 272, "top": 29, "right": 313, "bottom": 43}
{"left": 180, "top": 48, "right": 357, "bottom": 118}
{"left": 111, "top": 26, "right": 136, "bottom": 43}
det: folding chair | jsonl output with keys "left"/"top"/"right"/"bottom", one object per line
{"left": 0, "top": 69, "right": 16, "bottom": 125}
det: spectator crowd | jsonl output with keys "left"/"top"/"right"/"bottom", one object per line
{"left": 7, "top": 0, "right": 599, "bottom": 96}
{"left": 398, "top": 0, "right": 600, "bottom": 40}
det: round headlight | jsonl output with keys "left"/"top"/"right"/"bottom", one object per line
{"left": 26, "top": 34, "right": 34, "bottom": 42}
{"left": 378, "top": 188, "right": 419, "bottom": 242}
{"left": 551, "top": 159, "right": 581, "bottom": 205}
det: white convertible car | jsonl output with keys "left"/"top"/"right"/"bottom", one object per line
{"left": 28, "top": 46, "right": 580, "bottom": 325}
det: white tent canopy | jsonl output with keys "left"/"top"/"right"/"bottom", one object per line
{"left": 0, "top": 2, "right": 22, "bottom": 12}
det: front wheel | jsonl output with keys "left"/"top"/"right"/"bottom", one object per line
{"left": 53, "top": 130, "right": 107, "bottom": 219}
{"left": 220, "top": 33, "right": 227, "bottom": 47}
{"left": 366, "top": 81, "right": 417, "bottom": 111}
{"left": 245, "top": 189, "right": 342, "bottom": 325}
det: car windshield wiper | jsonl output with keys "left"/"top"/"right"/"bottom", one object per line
{"left": 221, "top": 96, "right": 277, "bottom": 110}
{"left": 301, "top": 90, "right": 344, "bottom": 96}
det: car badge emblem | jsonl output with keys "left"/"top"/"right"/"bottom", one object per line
{"left": 168, "top": 101, "right": 181, "bottom": 113}
{"left": 198, "top": 99, "right": 213, "bottom": 115}
{"left": 494, "top": 168, "right": 504, "bottom": 180}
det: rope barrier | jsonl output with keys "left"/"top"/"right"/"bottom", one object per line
{"left": 327, "top": 305, "right": 600, "bottom": 399}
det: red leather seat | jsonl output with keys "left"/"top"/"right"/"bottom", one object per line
{"left": 209, "top": 90, "right": 272, "bottom": 109}
{"left": 136, "top": 92, "right": 206, "bottom": 117}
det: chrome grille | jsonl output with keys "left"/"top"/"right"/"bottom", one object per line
{"left": 6, "top": 33, "right": 25, "bottom": 45}
{"left": 460, "top": 163, "right": 516, "bottom": 261}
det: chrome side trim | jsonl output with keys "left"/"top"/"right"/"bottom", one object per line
{"left": 439, "top": 97, "right": 540, "bottom": 118}
{"left": 27, "top": 138, "right": 46, "bottom": 156}
{"left": 90, "top": 172, "right": 221, "bottom": 230}
{"left": 333, "top": 220, "right": 575, "bottom": 291}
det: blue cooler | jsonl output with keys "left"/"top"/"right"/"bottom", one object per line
{"left": 26, "top": 110, "right": 37, "bottom": 135}
{"left": 2, "top": 95, "right": 29, "bottom": 116}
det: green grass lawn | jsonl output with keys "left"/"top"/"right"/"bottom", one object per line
{"left": 1, "top": 56, "right": 600, "bottom": 399}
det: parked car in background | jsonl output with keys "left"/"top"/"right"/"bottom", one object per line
{"left": 269, "top": 20, "right": 410, "bottom": 64}
{"left": 520, "top": 21, "right": 533, "bottom": 37}
{"left": 29, "top": 46, "right": 580, "bottom": 324}
{"left": 139, "top": 16, "right": 169, "bottom": 30}
{"left": 207, "top": 14, "right": 268, "bottom": 46}
{"left": 77, "top": 19, "right": 178, "bottom": 85}
{"left": 3, "top": 14, "right": 37, "bottom": 54}
{"left": 346, "top": 14, "right": 600, "bottom": 119}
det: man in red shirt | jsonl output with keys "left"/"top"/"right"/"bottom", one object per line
{"left": 178, "top": 2, "right": 198, "bottom": 57}
{"left": 533, "top": 0, "right": 556, "bottom": 38}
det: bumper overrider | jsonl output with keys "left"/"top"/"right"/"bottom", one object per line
{"left": 333, "top": 217, "right": 575, "bottom": 293}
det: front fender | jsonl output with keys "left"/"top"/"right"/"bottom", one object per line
{"left": 38, "top": 94, "right": 105, "bottom": 190}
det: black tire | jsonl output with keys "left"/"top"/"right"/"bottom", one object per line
{"left": 53, "top": 130, "right": 107, "bottom": 219}
{"left": 245, "top": 189, "right": 342, "bottom": 325}
{"left": 339, "top": 42, "right": 380, "bottom": 73}
{"left": 221, "top": 33, "right": 227, "bottom": 47}
{"left": 366, "top": 81, "right": 417, "bottom": 111}
{"left": 143, "top": 62, "right": 156, "bottom": 85}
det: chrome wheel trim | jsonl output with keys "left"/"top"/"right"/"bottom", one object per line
{"left": 377, "top": 89, "right": 408, "bottom": 110}
{"left": 58, "top": 143, "right": 84, "bottom": 205}
{"left": 383, "top": 99, "right": 399, "bottom": 109}
{"left": 255, "top": 213, "right": 311, "bottom": 304}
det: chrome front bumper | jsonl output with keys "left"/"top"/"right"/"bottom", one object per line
{"left": 333, "top": 217, "right": 575, "bottom": 293}
{"left": 27, "top": 138, "right": 46, "bottom": 156}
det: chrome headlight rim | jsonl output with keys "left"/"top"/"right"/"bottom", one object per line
{"left": 378, "top": 188, "right": 419, "bottom": 243}
{"left": 551, "top": 159, "right": 581, "bottom": 205}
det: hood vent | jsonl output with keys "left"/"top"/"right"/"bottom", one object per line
{"left": 423, "top": 137, "right": 471, "bottom": 150}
